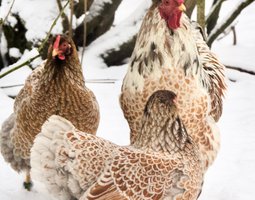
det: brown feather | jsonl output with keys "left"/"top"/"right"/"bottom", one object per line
{"left": 120, "top": 4, "right": 226, "bottom": 171}
{"left": 30, "top": 90, "right": 203, "bottom": 200}
{"left": 0, "top": 35, "right": 100, "bottom": 174}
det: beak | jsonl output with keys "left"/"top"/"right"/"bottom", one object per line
{"left": 178, "top": 3, "right": 186, "bottom": 12}
{"left": 52, "top": 48, "right": 58, "bottom": 58}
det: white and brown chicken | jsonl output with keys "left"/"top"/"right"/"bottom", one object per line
{"left": 31, "top": 90, "right": 204, "bottom": 200}
{"left": 0, "top": 35, "right": 100, "bottom": 190}
{"left": 120, "top": 0, "right": 226, "bottom": 170}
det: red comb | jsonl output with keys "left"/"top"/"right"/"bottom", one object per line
{"left": 53, "top": 35, "right": 61, "bottom": 49}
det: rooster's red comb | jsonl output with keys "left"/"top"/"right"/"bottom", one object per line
{"left": 53, "top": 35, "right": 61, "bottom": 49}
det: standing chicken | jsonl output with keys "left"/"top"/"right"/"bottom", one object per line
{"left": 0, "top": 35, "right": 100, "bottom": 190}
{"left": 120, "top": 0, "right": 226, "bottom": 170}
{"left": 31, "top": 90, "right": 203, "bottom": 200}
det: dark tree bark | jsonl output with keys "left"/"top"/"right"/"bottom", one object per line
{"left": 74, "top": 0, "right": 94, "bottom": 18}
{"left": 101, "top": 36, "right": 136, "bottom": 66}
{"left": 0, "top": 51, "right": 3, "bottom": 70}
{"left": 0, "top": 0, "right": 4, "bottom": 69}
{"left": 74, "top": 0, "right": 122, "bottom": 46}
{"left": 3, "top": 14, "right": 32, "bottom": 65}
{"left": 0, "top": 23, "right": 3, "bottom": 69}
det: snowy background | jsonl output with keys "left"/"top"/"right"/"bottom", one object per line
{"left": 0, "top": 0, "right": 255, "bottom": 199}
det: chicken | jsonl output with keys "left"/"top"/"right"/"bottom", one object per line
{"left": 31, "top": 90, "right": 203, "bottom": 200}
{"left": 120, "top": 0, "right": 226, "bottom": 170}
{"left": 0, "top": 35, "right": 100, "bottom": 190}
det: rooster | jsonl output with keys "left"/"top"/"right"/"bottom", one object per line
{"left": 0, "top": 35, "right": 100, "bottom": 190}
{"left": 31, "top": 90, "right": 203, "bottom": 200}
{"left": 120, "top": 0, "right": 226, "bottom": 170}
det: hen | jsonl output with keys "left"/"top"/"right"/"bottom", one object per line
{"left": 30, "top": 90, "right": 203, "bottom": 200}
{"left": 120, "top": 0, "right": 226, "bottom": 170}
{"left": 0, "top": 35, "right": 100, "bottom": 190}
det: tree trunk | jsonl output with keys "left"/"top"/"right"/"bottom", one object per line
{"left": 0, "top": 50, "right": 4, "bottom": 70}
{"left": 0, "top": 21, "right": 4, "bottom": 69}
{"left": 101, "top": 36, "right": 136, "bottom": 66}
{"left": 185, "top": 0, "right": 196, "bottom": 18}
{"left": 74, "top": 0, "right": 94, "bottom": 18}
{"left": 74, "top": 0, "right": 122, "bottom": 46}
{"left": 56, "top": 0, "right": 69, "bottom": 34}
{"left": 197, "top": 0, "right": 205, "bottom": 30}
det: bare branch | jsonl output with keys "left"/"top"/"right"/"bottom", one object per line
{"left": 216, "top": 22, "right": 237, "bottom": 41}
{"left": 0, "top": 0, "right": 16, "bottom": 70}
{"left": 74, "top": 0, "right": 122, "bottom": 46}
{"left": 207, "top": 0, "right": 255, "bottom": 47}
{"left": 0, "top": 84, "right": 24, "bottom": 89}
{"left": 1, "top": 0, "right": 16, "bottom": 27}
{"left": 0, "top": 79, "right": 118, "bottom": 89}
{"left": 206, "top": 0, "right": 225, "bottom": 23}
{"left": 0, "top": 0, "right": 15, "bottom": 38}
{"left": 226, "top": 65, "right": 255, "bottom": 75}
{"left": 69, "top": 0, "right": 74, "bottom": 37}
{"left": 206, "top": 0, "right": 226, "bottom": 35}
{"left": 56, "top": 0, "right": 70, "bottom": 33}
{"left": 0, "top": 1, "right": 70, "bottom": 79}
{"left": 38, "top": 1, "right": 70, "bottom": 53}
{"left": 0, "top": 54, "right": 40, "bottom": 79}
{"left": 81, "top": 0, "right": 88, "bottom": 65}
{"left": 231, "top": 26, "right": 237, "bottom": 45}
{"left": 73, "top": 0, "right": 94, "bottom": 18}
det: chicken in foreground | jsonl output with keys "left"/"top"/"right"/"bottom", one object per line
{"left": 120, "top": 0, "right": 226, "bottom": 170}
{"left": 0, "top": 35, "right": 100, "bottom": 190}
{"left": 31, "top": 90, "right": 203, "bottom": 200}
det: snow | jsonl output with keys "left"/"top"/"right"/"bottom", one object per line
{"left": 9, "top": 47, "right": 21, "bottom": 58}
{"left": 114, "top": 0, "right": 149, "bottom": 25}
{"left": 0, "top": 0, "right": 255, "bottom": 200}
{"left": 0, "top": 0, "right": 63, "bottom": 41}
{"left": 87, "top": 0, "right": 113, "bottom": 21}
{"left": 82, "top": 0, "right": 150, "bottom": 71}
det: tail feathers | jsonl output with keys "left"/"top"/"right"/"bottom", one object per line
{"left": 0, "top": 113, "right": 30, "bottom": 172}
{"left": 1, "top": 113, "right": 15, "bottom": 157}
{"left": 31, "top": 115, "right": 75, "bottom": 200}
{"left": 41, "top": 115, "right": 75, "bottom": 140}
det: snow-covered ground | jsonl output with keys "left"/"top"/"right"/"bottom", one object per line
{"left": 0, "top": 0, "right": 255, "bottom": 199}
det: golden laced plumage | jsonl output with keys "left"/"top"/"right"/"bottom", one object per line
{"left": 30, "top": 90, "right": 203, "bottom": 200}
{"left": 0, "top": 35, "right": 100, "bottom": 188}
{"left": 120, "top": 2, "right": 226, "bottom": 170}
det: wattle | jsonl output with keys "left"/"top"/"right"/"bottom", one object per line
{"left": 167, "top": 12, "right": 182, "bottom": 30}
{"left": 58, "top": 54, "right": 65, "bottom": 60}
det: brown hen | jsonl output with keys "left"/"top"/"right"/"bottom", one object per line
{"left": 0, "top": 35, "right": 100, "bottom": 190}
{"left": 30, "top": 90, "right": 203, "bottom": 200}
{"left": 120, "top": 0, "right": 226, "bottom": 170}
